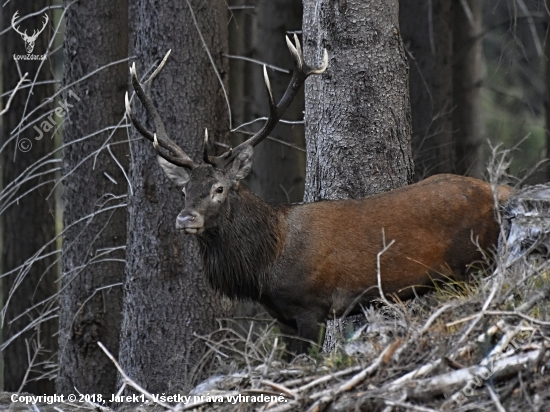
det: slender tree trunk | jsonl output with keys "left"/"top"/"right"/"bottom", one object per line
{"left": 1, "top": 1, "right": 57, "bottom": 394}
{"left": 228, "top": 0, "right": 305, "bottom": 339}
{"left": 227, "top": 0, "right": 263, "bottom": 330}
{"left": 303, "top": 0, "right": 414, "bottom": 350}
{"left": 119, "top": 0, "right": 231, "bottom": 392}
{"left": 303, "top": 0, "right": 413, "bottom": 202}
{"left": 452, "top": 0, "right": 484, "bottom": 177}
{"left": 247, "top": 0, "right": 305, "bottom": 204}
{"left": 228, "top": 0, "right": 250, "bottom": 143}
{"left": 400, "top": 0, "right": 454, "bottom": 178}
{"left": 56, "top": 0, "right": 128, "bottom": 396}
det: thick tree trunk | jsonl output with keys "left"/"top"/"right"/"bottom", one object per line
{"left": 400, "top": 0, "right": 454, "bottom": 178}
{"left": 452, "top": 0, "right": 484, "bottom": 177}
{"left": 1, "top": 1, "right": 57, "bottom": 394}
{"left": 119, "top": 0, "right": 231, "bottom": 392}
{"left": 247, "top": 0, "right": 305, "bottom": 204}
{"left": 303, "top": 0, "right": 414, "bottom": 351}
{"left": 56, "top": 0, "right": 128, "bottom": 396}
{"left": 303, "top": 0, "right": 413, "bottom": 202}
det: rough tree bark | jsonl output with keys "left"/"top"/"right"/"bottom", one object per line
{"left": 1, "top": 1, "right": 57, "bottom": 394}
{"left": 56, "top": 0, "right": 128, "bottom": 396}
{"left": 303, "top": 0, "right": 413, "bottom": 201}
{"left": 302, "top": 0, "right": 414, "bottom": 349}
{"left": 452, "top": 0, "right": 484, "bottom": 177}
{"left": 118, "top": 0, "right": 231, "bottom": 392}
{"left": 247, "top": 0, "right": 305, "bottom": 204}
{"left": 400, "top": 0, "right": 454, "bottom": 178}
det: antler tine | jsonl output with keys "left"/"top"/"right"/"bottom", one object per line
{"left": 11, "top": 11, "right": 26, "bottom": 37}
{"left": 125, "top": 91, "right": 154, "bottom": 140}
{"left": 126, "top": 52, "right": 197, "bottom": 169}
{"left": 34, "top": 14, "right": 49, "bottom": 38}
{"left": 31, "top": 14, "right": 49, "bottom": 39}
{"left": 210, "top": 35, "right": 328, "bottom": 169}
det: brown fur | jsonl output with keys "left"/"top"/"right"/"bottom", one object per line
{"left": 253, "top": 175, "right": 511, "bottom": 352}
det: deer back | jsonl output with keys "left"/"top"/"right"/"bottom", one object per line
{"left": 269, "top": 174, "right": 511, "bottom": 318}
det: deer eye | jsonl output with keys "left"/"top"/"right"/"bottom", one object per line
{"left": 215, "top": 186, "right": 224, "bottom": 194}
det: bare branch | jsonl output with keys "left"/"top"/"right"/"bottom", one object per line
{"left": 0, "top": 73, "right": 29, "bottom": 117}
{"left": 97, "top": 342, "right": 175, "bottom": 410}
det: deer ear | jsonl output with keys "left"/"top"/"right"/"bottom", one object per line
{"left": 157, "top": 156, "right": 190, "bottom": 187}
{"left": 229, "top": 145, "right": 254, "bottom": 181}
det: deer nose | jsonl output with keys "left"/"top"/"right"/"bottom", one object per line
{"left": 176, "top": 211, "right": 200, "bottom": 230}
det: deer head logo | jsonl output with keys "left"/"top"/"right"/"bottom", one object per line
{"left": 11, "top": 11, "right": 49, "bottom": 54}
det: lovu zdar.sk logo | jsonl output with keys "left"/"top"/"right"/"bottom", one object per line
{"left": 12, "top": 11, "right": 48, "bottom": 60}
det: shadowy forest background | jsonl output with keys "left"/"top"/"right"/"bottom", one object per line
{"left": 0, "top": 0, "right": 549, "bottom": 400}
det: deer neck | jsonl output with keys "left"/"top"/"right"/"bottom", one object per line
{"left": 197, "top": 186, "right": 287, "bottom": 300}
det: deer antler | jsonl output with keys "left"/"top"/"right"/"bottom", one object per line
{"left": 205, "top": 34, "right": 328, "bottom": 169}
{"left": 11, "top": 11, "right": 28, "bottom": 39}
{"left": 126, "top": 36, "right": 327, "bottom": 170}
{"left": 30, "top": 14, "right": 49, "bottom": 41}
{"left": 125, "top": 50, "right": 197, "bottom": 169}
{"left": 11, "top": 11, "right": 48, "bottom": 41}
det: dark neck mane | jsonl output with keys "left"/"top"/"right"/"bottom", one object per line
{"left": 197, "top": 186, "right": 285, "bottom": 300}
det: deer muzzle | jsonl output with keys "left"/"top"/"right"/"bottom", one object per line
{"left": 176, "top": 211, "right": 204, "bottom": 234}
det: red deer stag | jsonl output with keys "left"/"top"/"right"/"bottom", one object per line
{"left": 126, "top": 36, "right": 512, "bottom": 354}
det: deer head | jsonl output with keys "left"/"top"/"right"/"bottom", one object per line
{"left": 11, "top": 11, "right": 49, "bottom": 54}
{"left": 125, "top": 35, "right": 328, "bottom": 234}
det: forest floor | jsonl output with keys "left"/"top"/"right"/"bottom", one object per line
{"left": 179, "top": 263, "right": 550, "bottom": 412}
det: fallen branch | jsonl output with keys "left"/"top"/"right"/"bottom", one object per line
{"left": 305, "top": 339, "right": 401, "bottom": 412}
{"left": 97, "top": 341, "right": 174, "bottom": 410}
{"left": 297, "top": 365, "right": 362, "bottom": 392}
{"left": 407, "top": 348, "right": 545, "bottom": 400}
